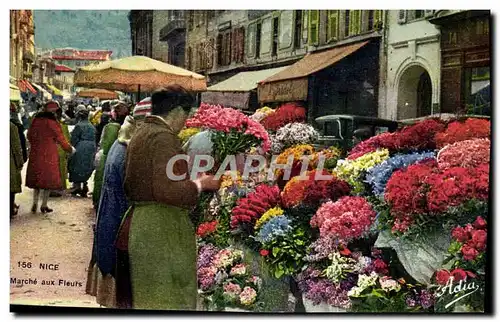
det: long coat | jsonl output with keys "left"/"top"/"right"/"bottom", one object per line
{"left": 116, "top": 116, "right": 199, "bottom": 310}
{"left": 10, "top": 117, "right": 27, "bottom": 163}
{"left": 10, "top": 122, "right": 24, "bottom": 193}
{"left": 68, "top": 119, "right": 97, "bottom": 183}
{"left": 26, "top": 112, "right": 72, "bottom": 190}
{"left": 92, "top": 122, "right": 120, "bottom": 208}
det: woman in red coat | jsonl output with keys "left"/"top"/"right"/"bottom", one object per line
{"left": 26, "top": 101, "right": 74, "bottom": 213}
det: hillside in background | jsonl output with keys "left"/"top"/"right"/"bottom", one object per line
{"left": 34, "top": 10, "right": 131, "bottom": 58}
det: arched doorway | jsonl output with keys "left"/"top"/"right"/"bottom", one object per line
{"left": 397, "top": 65, "right": 433, "bottom": 120}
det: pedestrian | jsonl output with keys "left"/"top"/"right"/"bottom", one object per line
{"left": 10, "top": 122, "right": 24, "bottom": 219}
{"left": 50, "top": 108, "right": 72, "bottom": 197}
{"left": 86, "top": 102, "right": 150, "bottom": 307}
{"left": 68, "top": 105, "right": 97, "bottom": 197}
{"left": 115, "top": 86, "right": 221, "bottom": 310}
{"left": 25, "top": 101, "right": 74, "bottom": 214}
{"left": 92, "top": 101, "right": 128, "bottom": 212}
{"left": 10, "top": 102, "right": 28, "bottom": 163}
{"left": 95, "top": 101, "right": 112, "bottom": 144}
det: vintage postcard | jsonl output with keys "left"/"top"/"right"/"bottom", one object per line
{"left": 9, "top": 8, "right": 491, "bottom": 314}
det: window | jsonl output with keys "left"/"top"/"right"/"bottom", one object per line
{"left": 272, "top": 17, "right": 279, "bottom": 56}
{"left": 255, "top": 23, "right": 262, "bottom": 58}
{"left": 326, "top": 10, "right": 339, "bottom": 42}
{"left": 232, "top": 28, "right": 245, "bottom": 64}
{"left": 345, "top": 10, "right": 350, "bottom": 37}
{"left": 368, "top": 10, "right": 374, "bottom": 30}
{"left": 294, "top": 10, "right": 302, "bottom": 49}
{"left": 415, "top": 10, "right": 424, "bottom": 19}
{"left": 308, "top": 10, "right": 319, "bottom": 45}
{"left": 465, "top": 67, "right": 491, "bottom": 116}
{"left": 217, "top": 31, "right": 232, "bottom": 66}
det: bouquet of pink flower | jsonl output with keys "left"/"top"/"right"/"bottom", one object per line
{"left": 311, "top": 196, "right": 377, "bottom": 242}
{"left": 437, "top": 138, "right": 490, "bottom": 170}
{"left": 186, "top": 103, "right": 270, "bottom": 164}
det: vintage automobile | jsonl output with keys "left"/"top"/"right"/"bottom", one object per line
{"left": 313, "top": 114, "right": 399, "bottom": 152}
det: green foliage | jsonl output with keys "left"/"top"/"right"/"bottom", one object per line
{"left": 261, "top": 225, "right": 311, "bottom": 279}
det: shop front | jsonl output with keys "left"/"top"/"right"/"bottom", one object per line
{"left": 201, "top": 67, "right": 286, "bottom": 111}
{"left": 430, "top": 10, "right": 491, "bottom": 115}
{"left": 258, "top": 39, "right": 380, "bottom": 123}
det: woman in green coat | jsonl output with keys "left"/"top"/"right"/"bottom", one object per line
{"left": 92, "top": 121, "right": 120, "bottom": 210}
{"left": 115, "top": 86, "right": 220, "bottom": 310}
{"left": 52, "top": 108, "right": 71, "bottom": 197}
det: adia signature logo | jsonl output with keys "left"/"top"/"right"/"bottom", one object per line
{"left": 435, "top": 277, "right": 481, "bottom": 309}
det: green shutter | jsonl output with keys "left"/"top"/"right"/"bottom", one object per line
{"left": 349, "top": 10, "right": 361, "bottom": 35}
{"left": 327, "top": 10, "right": 339, "bottom": 42}
{"left": 374, "top": 10, "right": 382, "bottom": 28}
{"left": 308, "top": 10, "right": 319, "bottom": 45}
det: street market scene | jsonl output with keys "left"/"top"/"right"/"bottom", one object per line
{"left": 9, "top": 9, "right": 491, "bottom": 313}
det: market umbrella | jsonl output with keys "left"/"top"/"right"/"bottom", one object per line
{"left": 77, "top": 88, "right": 119, "bottom": 100}
{"left": 73, "top": 55, "right": 207, "bottom": 100}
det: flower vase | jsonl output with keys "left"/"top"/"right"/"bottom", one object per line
{"left": 302, "top": 295, "right": 348, "bottom": 313}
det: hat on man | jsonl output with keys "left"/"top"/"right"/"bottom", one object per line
{"left": 132, "top": 97, "right": 152, "bottom": 118}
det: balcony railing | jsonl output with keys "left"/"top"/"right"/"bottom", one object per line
{"left": 159, "top": 19, "right": 186, "bottom": 40}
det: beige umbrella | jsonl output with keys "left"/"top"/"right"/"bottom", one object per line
{"left": 74, "top": 56, "right": 207, "bottom": 100}
{"left": 77, "top": 88, "right": 119, "bottom": 100}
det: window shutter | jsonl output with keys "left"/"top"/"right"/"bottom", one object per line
{"left": 217, "top": 34, "right": 223, "bottom": 66}
{"left": 247, "top": 23, "right": 256, "bottom": 58}
{"left": 374, "top": 10, "right": 382, "bottom": 26}
{"left": 308, "top": 10, "right": 319, "bottom": 45}
{"left": 327, "top": 10, "right": 339, "bottom": 42}
{"left": 231, "top": 30, "right": 237, "bottom": 63}
{"left": 302, "top": 10, "right": 309, "bottom": 43}
{"left": 349, "top": 10, "right": 361, "bottom": 35}
{"left": 424, "top": 10, "right": 435, "bottom": 17}
{"left": 226, "top": 31, "right": 232, "bottom": 65}
{"left": 208, "top": 38, "right": 214, "bottom": 68}
{"left": 239, "top": 27, "right": 245, "bottom": 62}
{"left": 398, "top": 10, "right": 407, "bottom": 24}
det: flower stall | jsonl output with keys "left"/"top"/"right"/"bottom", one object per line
{"left": 182, "top": 103, "right": 490, "bottom": 313}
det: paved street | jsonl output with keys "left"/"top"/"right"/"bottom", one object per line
{"left": 10, "top": 163, "right": 100, "bottom": 308}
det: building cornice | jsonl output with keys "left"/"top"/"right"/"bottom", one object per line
{"left": 390, "top": 34, "right": 440, "bottom": 49}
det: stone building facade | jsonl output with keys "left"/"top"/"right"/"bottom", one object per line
{"left": 10, "top": 10, "right": 35, "bottom": 81}
{"left": 382, "top": 10, "right": 441, "bottom": 120}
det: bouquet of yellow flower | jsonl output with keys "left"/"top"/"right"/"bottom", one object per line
{"left": 178, "top": 127, "right": 201, "bottom": 145}
{"left": 334, "top": 149, "right": 390, "bottom": 195}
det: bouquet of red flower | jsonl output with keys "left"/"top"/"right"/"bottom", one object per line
{"left": 348, "top": 119, "right": 446, "bottom": 160}
{"left": 425, "top": 166, "right": 489, "bottom": 214}
{"left": 261, "top": 103, "right": 306, "bottom": 132}
{"left": 435, "top": 118, "right": 491, "bottom": 148}
{"left": 450, "top": 216, "right": 487, "bottom": 261}
{"left": 281, "top": 170, "right": 351, "bottom": 208}
{"left": 230, "top": 184, "right": 281, "bottom": 232}
{"left": 186, "top": 103, "right": 270, "bottom": 164}
{"left": 197, "top": 220, "right": 219, "bottom": 238}
{"left": 384, "top": 160, "right": 489, "bottom": 233}
{"left": 311, "top": 196, "right": 377, "bottom": 242}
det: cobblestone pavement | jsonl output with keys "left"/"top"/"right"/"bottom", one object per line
{"left": 10, "top": 164, "right": 101, "bottom": 309}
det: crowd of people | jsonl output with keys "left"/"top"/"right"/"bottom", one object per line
{"left": 10, "top": 85, "right": 222, "bottom": 310}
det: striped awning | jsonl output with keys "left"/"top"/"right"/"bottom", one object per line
{"left": 17, "top": 80, "right": 37, "bottom": 94}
